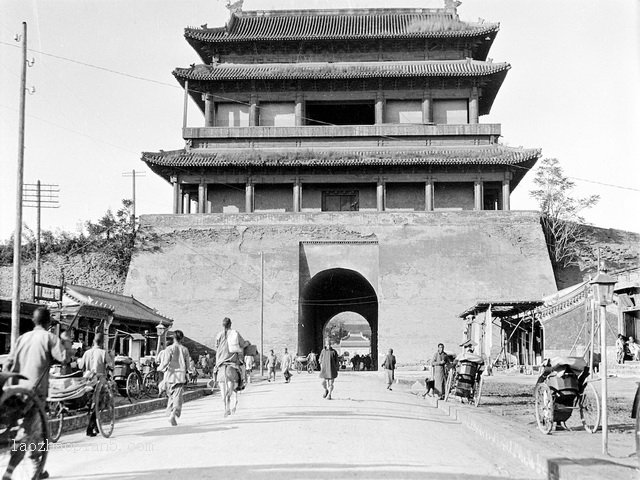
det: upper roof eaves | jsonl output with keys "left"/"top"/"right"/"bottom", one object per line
{"left": 185, "top": 9, "right": 499, "bottom": 43}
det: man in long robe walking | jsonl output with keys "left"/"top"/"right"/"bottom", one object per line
{"left": 431, "top": 343, "right": 449, "bottom": 400}
{"left": 319, "top": 339, "right": 339, "bottom": 400}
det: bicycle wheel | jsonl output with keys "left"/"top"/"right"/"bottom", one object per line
{"left": 0, "top": 387, "right": 48, "bottom": 480}
{"left": 47, "top": 401, "right": 64, "bottom": 443}
{"left": 94, "top": 381, "right": 115, "bottom": 438}
{"left": 534, "top": 383, "right": 555, "bottom": 434}
{"left": 143, "top": 372, "right": 159, "bottom": 397}
{"left": 579, "top": 383, "right": 600, "bottom": 433}
{"left": 126, "top": 373, "right": 141, "bottom": 400}
{"left": 443, "top": 370, "right": 454, "bottom": 402}
{"left": 473, "top": 376, "right": 483, "bottom": 407}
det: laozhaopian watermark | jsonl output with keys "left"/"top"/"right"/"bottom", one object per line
{"left": 11, "top": 438, "right": 154, "bottom": 453}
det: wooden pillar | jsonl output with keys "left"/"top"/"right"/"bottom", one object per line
{"left": 425, "top": 179, "right": 434, "bottom": 211}
{"left": 249, "top": 93, "right": 258, "bottom": 126}
{"left": 469, "top": 87, "right": 479, "bottom": 124}
{"left": 422, "top": 96, "right": 432, "bottom": 124}
{"left": 183, "top": 191, "right": 191, "bottom": 214}
{"left": 376, "top": 181, "right": 385, "bottom": 212}
{"left": 204, "top": 94, "right": 215, "bottom": 127}
{"left": 198, "top": 182, "right": 206, "bottom": 214}
{"left": 182, "top": 80, "right": 189, "bottom": 129}
{"left": 171, "top": 176, "right": 180, "bottom": 214}
{"left": 375, "top": 91, "right": 385, "bottom": 125}
{"left": 293, "top": 181, "right": 301, "bottom": 212}
{"left": 295, "top": 93, "right": 304, "bottom": 126}
{"left": 245, "top": 182, "right": 254, "bottom": 213}
{"left": 502, "top": 179, "right": 511, "bottom": 211}
{"left": 474, "top": 181, "right": 483, "bottom": 210}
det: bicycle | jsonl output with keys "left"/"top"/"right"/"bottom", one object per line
{"left": 0, "top": 372, "right": 48, "bottom": 480}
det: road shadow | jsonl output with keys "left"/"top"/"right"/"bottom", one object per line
{"left": 56, "top": 462, "right": 539, "bottom": 480}
{"left": 547, "top": 456, "right": 638, "bottom": 476}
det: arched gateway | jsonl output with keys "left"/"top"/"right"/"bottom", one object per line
{"left": 298, "top": 268, "right": 378, "bottom": 367}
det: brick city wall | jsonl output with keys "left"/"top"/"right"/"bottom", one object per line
{"left": 124, "top": 211, "right": 556, "bottom": 365}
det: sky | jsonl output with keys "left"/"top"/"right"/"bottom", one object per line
{"left": 1, "top": 0, "right": 639, "bottom": 241}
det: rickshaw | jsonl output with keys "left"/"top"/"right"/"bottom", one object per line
{"left": 292, "top": 355, "right": 314, "bottom": 374}
{"left": 444, "top": 358, "right": 484, "bottom": 407}
{"left": 46, "top": 368, "right": 116, "bottom": 442}
{"left": 140, "top": 356, "right": 162, "bottom": 397}
{"left": 534, "top": 356, "right": 600, "bottom": 434}
{"left": 113, "top": 356, "right": 142, "bottom": 400}
{"left": 0, "top": 372, "right": 48, "bottom": 480}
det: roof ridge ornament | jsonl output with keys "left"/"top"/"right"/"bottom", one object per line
{"left": 444, "top": 0, "right": 462, "bottom": 14}
{"left": 225, "top": 0, "right": 243, "bottom": 14}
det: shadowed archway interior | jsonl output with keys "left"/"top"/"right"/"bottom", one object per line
{"left": 298, "top": 268, "right": 378, "bottom": 368}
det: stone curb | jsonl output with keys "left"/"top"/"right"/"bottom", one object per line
{"left": 51, "top": 387, "right": 214, "bottom": 436}
{"left": 401, "top": 378, "right": 637, "bottom": 480}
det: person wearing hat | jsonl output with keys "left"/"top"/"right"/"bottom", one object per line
{"left": 454, "top": 340, "right": 485, "bottom": 366}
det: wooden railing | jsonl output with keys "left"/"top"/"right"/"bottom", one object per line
{"left": 183, "top": 123, "right": 501, "bottom": 139}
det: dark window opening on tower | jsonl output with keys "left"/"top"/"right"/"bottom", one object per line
{"left": 305, "top": 101, "right": 375, "bottom": 126}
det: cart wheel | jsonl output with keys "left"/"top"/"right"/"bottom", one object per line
{"left": 143, "top": 372, "right": 159, "bottom": 397}
{"left": 95, "top": 380, "right": 115, "bottom": 438}
{"left": 443, "top": 370, "right": 454, "bottom": 402}
{"left": 473, "top": 376, "right": 484, "bottom": 407}
{"left": 635, "top": 389, "right": 640, "bottom": 468}
{"left": 47, "top": 401, "right": 64, "bottom": 443}
{"left": 126, "top": 373, "right": 142, "bottom": 400}
{"left": 534, "top": 383, "right": 555, "bottom": 434}
{"left": 579, "top": 383, "right": 600, "bottom": 433}
{"left": 0, "top": 387, "right": 48, "bottom": 480}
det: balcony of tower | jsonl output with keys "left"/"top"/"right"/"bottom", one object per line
{"left": 182, "top": 123, "right": 502, "bottom": 150}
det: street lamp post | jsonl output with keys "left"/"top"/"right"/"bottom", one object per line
{"left": 589, "top": 270, "right": 616, "bottom": 455}
{"left": 156, "top": 322, "right": 167, "bottom": 352}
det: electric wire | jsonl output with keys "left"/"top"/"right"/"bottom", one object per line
{"left": 1, "top": 40, "right": 637, "bottom": 192}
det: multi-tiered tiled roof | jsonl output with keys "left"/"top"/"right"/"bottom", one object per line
{"left": 186, "top": 8, "right": 499, "bottom": 62}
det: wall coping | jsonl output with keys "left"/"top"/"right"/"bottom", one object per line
{"left": 140, "top": 210, "right": 542, "bottom": 229}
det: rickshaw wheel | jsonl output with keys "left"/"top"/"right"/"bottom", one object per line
{"left": 0, "top": 387, "right": 48, "bottom": 480}
{"left": 635, "top": 387, "right": 640, "bottom": 468}
{"left": 95, "top": 381, "right": 115, "bottom": 438}
{"left": 534, "top": 383, "right": 555, "bottom": 435}
{"left": 473, "top": 376, "right": 483, "bottom": 407}
{"left": 443, "top": 370, "right": 454, "bottom": 402}
{"left": 579, "top": 383, "right": 600, "bottom": 433}
{"left": 126, "top": 373, "right": 141, "bottom": 400}
{"left": 47, "top": 401, "right": 63, "bottom": 443}
{"left": 307, "top": 362, "right": 314, "bottom": 374}
{"left": 296, "top": 361, "right": 303, "bottom": 374}
{"left": 143, "top": 372, "right": 160, "bottom": 397}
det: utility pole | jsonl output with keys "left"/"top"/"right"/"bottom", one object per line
{"left": 260, "top": 251, "right": 264, "bottom": 377}
{"left": 11, "top": 22, "right": 28, "bottom": 349}
{"left": 23, "top": 181, "right": 60, "bottom": 284}
{"left": 122, "top": 170, "right": 145, "bottom": 229}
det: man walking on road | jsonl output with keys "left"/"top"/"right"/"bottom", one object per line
{"left": 382, "top": 348, "right": 396, "bottom": 390}
{"left": 3, "top": 307, "right": 71, "bottom": 480}
{"left": 281, "top": 348, "right": 292, "bottom": 383}
{"left": 319, "top": 339, "right": 339, "bottom": 400}
{"left": 215, "top": 317, "right": 248, "bottom": 391}
{"left": 266, "top": 350, "right": 277, "bottom": 382}
{"left": 79, "top": 332, "right": 113, "bottom": 436}
{"left": 431, "top": 343, "right": 449, "bottom": 400}
{"left": 158, "top": 330, "right": 193, "bottom": 426}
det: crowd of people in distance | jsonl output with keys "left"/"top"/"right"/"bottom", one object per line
{"left": 616, "top": 334, "right": 640, "bottom": 363}
{"left": 349, "top": 353, "right": 373, "bottom": 371}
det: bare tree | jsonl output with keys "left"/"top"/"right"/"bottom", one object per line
{"left": 530, "top": 158, "right": 599, "bottom": 267}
